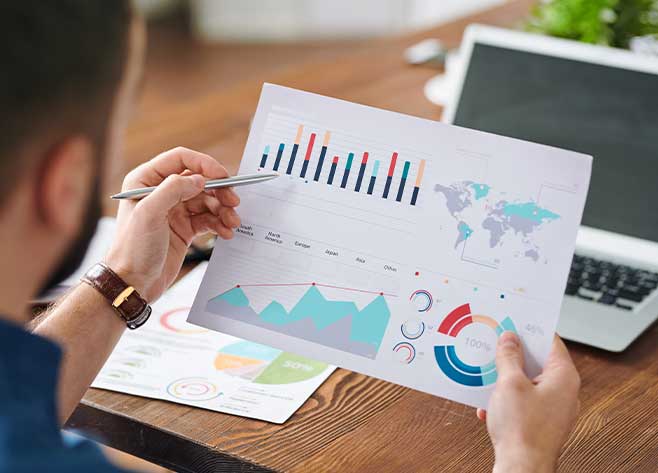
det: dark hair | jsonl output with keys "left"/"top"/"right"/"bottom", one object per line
{"left": 0, "top": 1, "right": 132, "bottom": 202}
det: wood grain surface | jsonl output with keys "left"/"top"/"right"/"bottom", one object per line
{"left": 66, "top": 1, "right": 658, "bottom": 472}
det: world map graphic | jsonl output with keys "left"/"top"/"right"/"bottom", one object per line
{"left": 434, "top": 181, "right": 560, "bottom": 262}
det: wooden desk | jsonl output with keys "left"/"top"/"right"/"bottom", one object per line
{"left": 66, "top": 1, "right": 658, "bottom": 471}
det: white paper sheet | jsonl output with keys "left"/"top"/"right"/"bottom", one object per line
{"left": 92, "top": 263, "right": 335, "bottom": 423}
{"left": 187, "top": 84, "right": 592, "bottom": 409}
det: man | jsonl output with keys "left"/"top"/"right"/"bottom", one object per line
{"left": 0, "top": 2, "right": 580, "bottom": 472}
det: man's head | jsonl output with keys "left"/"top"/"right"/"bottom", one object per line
{"left": 0, "top": 1, "right": 145, "bottom": 304}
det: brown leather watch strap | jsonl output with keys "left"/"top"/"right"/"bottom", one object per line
{"left": 81, "top": 263, "right": 151, "bottom": 329}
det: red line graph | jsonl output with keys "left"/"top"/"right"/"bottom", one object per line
{"left": 234, "top": 282, "right": 397, "bottom": 297}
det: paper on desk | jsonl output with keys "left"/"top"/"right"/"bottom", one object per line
{"left": 92, "top": 263, "right": 335, "bottom": 424}
{"left": 187, "top": 84, "right": 592, "bottom": 409}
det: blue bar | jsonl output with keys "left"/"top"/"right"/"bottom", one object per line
{"left": 259, "top": 145, "right": 270, "bottom": 168}
{"left": 286, "top": 143, "right": 300, "bottom": 175}
{"left": 410, "top": 186, "right": 420, "bottom": 206}
{"left": 313, "top": 146, "right": 328, "bottom": 181}
{"left": 300, "top": 159, "right": 310, "bottom": 179}
{"left": 340, "top": 152, "right": 354, "bottom": 189}
{"left": 328, "top": 157, "right": 338, "bottom": 185}
{"left": 354, "top": 152, "right": 368, "bottom": 192}
{"left": 396, "top": 161, "right": 411, "bottom": 202}
{"left": 383, "top": 176, "right": 393, "bottom": 198}
{"left": 273, "top": 143, "right": 285, "bottom": 171}
{"left": 367, "top": 160, "right": 379, "bottom": 195}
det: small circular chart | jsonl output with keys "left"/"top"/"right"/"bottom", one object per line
{"left": 393, "top": 342, "right": 416, "bottom": 364}
{"left": 409, "top": 289, "right": 433, "bottom": 312}
{"left": 401, "top": 319, "right": 425, "bottom": 340}
{"left": 159, "top": 307, "right": 208, "bottom": 334}
{"left": 167, "top": 377, "right": 222, "bottom": 401}
{"left": 434, "top": 303, "right": 517, "bottom": 387}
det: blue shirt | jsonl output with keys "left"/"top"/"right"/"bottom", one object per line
{"left": 0, "top": 318, "right": 129, "bottom": 472}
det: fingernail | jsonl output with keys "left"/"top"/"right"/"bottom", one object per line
{"left": 499, "top": 331, "right": 519, "bottom": 348}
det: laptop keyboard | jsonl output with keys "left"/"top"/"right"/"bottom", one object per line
{"left": 566, "top": 255, "right": 658, "bottom": 310}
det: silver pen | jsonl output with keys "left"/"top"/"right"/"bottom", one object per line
{"left": 111, "top": 172, "right": 279, "bottom": 200}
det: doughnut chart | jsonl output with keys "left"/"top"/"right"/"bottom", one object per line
{"left": 434, "top": 303, "right": 517, "bottom": 387}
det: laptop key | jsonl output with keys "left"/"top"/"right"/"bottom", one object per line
{"left": 618, "top": 287, "right": 647, "bottom": 302}
{"left": 615, "top": 302, "right": 634, "bottom": 311}
{"left": 597, "top": 293, "right": 617, "bottom": 305}
{"left": 582, "top": 280, "right": 602, "bottom": 292}
{"left": 567, "top": 254, "right": 658, "bottom": 303}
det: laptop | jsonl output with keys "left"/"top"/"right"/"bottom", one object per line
{"left": 443, "top": 24, "right": 658, "bottom": 352}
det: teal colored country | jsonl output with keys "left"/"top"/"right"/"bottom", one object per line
{"left": 502, "top": 202, "right": 559, "bottom": 222}
{"left": 470, "top": 183, "right": 491, "bottom": 200}
{"left": 454, "top": 221, "right": 474, "bottom": 248}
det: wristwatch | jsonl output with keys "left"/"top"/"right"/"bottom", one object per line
{"left": 81, "top": 263, "right": 152, "bottom": 329}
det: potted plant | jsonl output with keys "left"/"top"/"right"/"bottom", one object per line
{"left": 526, "top": 0, "right": 658, "bottom": 51}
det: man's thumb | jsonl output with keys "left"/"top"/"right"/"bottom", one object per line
{"left": 495, "top": 331, "right": 525, "bottom": 378}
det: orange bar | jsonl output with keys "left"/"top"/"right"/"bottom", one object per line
{"left": 294, "top": 125, "right": 304, "bottom": 145}
{"left": 414, "top": 159, "right": 426, "bottom": 187}
{"left": 323, "top": 131, "right": 331, "bottom": 147}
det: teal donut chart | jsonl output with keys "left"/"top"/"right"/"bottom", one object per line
{"left": 434, "top": 303, "right": 517, "bottom": 387}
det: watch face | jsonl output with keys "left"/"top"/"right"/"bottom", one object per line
{"left": 128, "top": 305, "right": 152, "bottom": 330}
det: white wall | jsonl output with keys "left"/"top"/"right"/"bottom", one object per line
{"left": 189, "top": 0, "right": 505, "bottom": 42}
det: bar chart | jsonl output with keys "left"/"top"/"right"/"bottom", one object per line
{"left": 257, "top": 116, "right": 427, "bottom": 207}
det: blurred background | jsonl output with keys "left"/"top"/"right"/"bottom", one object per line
{"left": 123, "top": 0, "right": 658, "bottom": 168}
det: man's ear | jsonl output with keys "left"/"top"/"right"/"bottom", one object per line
{"left": 36, "top": 136, "right": 95, "bottom": 237}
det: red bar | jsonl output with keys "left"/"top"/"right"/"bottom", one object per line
{"left": 361, "top": 152, "right": 369, "bottom": 165}
{"left": 332, "top": 155, "right": 339, "bottom": 164}
{"left": 449, "top": 316, "right": 473, "bottom": 337}
{"left": 438, "top": 303, "right": 471, "bottom": 334}
{"left": 387, "top": 152, "right": 398, "bottom": 177}
{"left": 304, "top": 133, "right": 317, "bottom": 161}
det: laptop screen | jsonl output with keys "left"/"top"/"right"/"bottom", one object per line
{"left": 452, "top": 42, "right": 658, "bottom": 243}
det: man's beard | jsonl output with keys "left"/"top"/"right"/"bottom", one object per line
{"left": 37, "top": 184, "right": 103, "bottom": 297}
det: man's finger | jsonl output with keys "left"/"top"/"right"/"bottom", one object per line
{"left": 185, "top": 193, "right": 223, "bottom": 216}
{"left": 190, "top": 213, "right": 234, "bottom": 240}
{"left": 124, "top": 147, "right": 229, "bottom": 189}
{"left": 537, "top": 336, "right": 580, "bottom": 391}
{"left": 137, "top": 174, "right": 205, "bottom": 221}
{"left": 476, "top": 408, "right": 487, "bottom": 422}
{"left": 495, "top": 331, "right": 525, "bottom": 379}
{"left": 212, "top": 187, "right": 240, "bottom": 207}
{"left": 219, "top": 206, "right": 240, "bottom": 229}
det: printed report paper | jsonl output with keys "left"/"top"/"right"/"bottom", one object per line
{"left": 93, "top": 263, "right": 335, "bottom": 423}
{"left": 187, "top": 84, "right": 592, "bottom": 409}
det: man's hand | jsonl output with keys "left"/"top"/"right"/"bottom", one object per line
{"left": 477, "top": 333, "right": 581, "bottom": 473}
{"left": 106, "top": 147, "right": 240, "bottom": 302}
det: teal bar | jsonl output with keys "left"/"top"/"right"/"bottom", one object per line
{"left": 401, "top": 161, "right": 410, "bottom": 179}
{"left": 345, "top": 152, "right": 354, "bottom": 170}
{"left": 372, "top": 160, "right": 380, "bottom": 176}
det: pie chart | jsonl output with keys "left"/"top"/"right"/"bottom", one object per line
{"left": 434, "top": 303, "right": 517, "bottom": 387}
{"left": 214, "top": 341, "right": 329, "bottom": 385}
